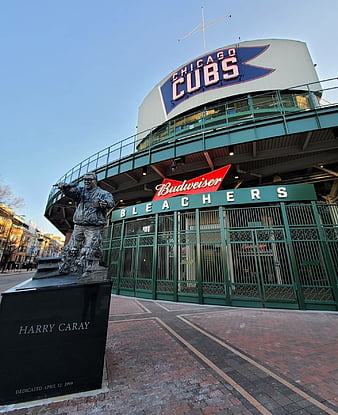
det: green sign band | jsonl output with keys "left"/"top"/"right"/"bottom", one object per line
{"left": 112, "top": 184, "right": 317, "bottom": 221}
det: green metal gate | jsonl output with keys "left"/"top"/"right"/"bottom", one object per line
{"left": 227, "top": 228, "right": 297, "bottom": 308}
{"left": 116, "top": 218, "right": 154, "bottom": 298}
{"left": 156, "top": 214, "right": 175, "bottom": 301}
{"left": 284, "top": 203, "right": 338, "bottom": 310}
{"left": 107, "top": 202, "right": 338, "bottom": 310}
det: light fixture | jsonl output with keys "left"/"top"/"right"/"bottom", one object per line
{"left": 174, "top": 156, "right": 185, "bottom": 165}
{"left": 234, "top": 175, "right": 239, "bottom": 179}
{"left": 171, "top": 156, "right": 185, "bottom": 171}
{"left": 142, "top": 166, "right": 147, "bottom": 176}
{"left": 229, "top": 145, "right": 235, "bottom": 156}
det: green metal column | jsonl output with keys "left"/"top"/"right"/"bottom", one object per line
{"left": 280, "top": 203, "right": 305, "bottom": 309}
{"left": 195, "top": 209, "right": 203, "bottom": 304}
{"left": 252, "top": 229, "right": 265, "bottom": 306}
{"left": 151, "top": 214, "right": 159, "bottom": 300}
{"left": 219, "top": 206, "right": 231, "bottom": 304}
{"left": 276, "top": 90, "right": 289, "bottom": 135}
{"left": 173, "top": 211, "right": 178, "bottom": 302}
{"left": 133, "top": 235, "right": 140, "bottom": 294}
{"left": 116, "top": 220, "right": 126, "bottom": 295}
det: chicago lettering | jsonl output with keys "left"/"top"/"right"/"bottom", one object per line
{"left": 18, "top": 321, "right": 90, "bottom": 335}
{"left": 172, "top": 48, "right": 239, "bottom": 101}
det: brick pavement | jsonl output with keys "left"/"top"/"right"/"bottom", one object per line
{"left": 0, "top": 277, "right": 337, "bottom": 415}
{"left": 185, "top": 309, "right": 338, "bottom": 406}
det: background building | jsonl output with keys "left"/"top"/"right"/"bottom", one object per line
{"left": 45, "top": 39, "right": 338, "bottom": 310}
{"left": 0, "top": 204, "right": 64, "bottom": 271}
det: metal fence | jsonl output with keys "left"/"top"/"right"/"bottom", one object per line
{"left": 47, "top": 77, "right": 338, "bottom": 206}
{"left": 104, "top": 202, "right": 338, "bottom": 310}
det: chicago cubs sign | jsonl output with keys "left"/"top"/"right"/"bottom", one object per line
{"left": 137, "top": 40, "right": 320, "bottom": 134}
{"left": 160, "top": 45, "right": 274, "bottom": 114}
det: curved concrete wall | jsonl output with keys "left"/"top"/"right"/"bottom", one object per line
{"left": 137, "top": 39, "right": 320, "bottom": 137}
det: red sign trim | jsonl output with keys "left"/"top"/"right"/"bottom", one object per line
{"left": 152, "top": 165, "right": 231, "bottom": 201}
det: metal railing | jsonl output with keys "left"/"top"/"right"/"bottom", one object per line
{"left": 48, "top": 78, "right": 338, "bottom": 203}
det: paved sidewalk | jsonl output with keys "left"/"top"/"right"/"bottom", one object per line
{"left": 0, "top": 277, "right": 337, "bottom": 414}
{"left": 0, "top": 271, "right": 35, "bottom": 294}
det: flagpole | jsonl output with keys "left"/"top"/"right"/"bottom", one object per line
{"left": 201, "top": 6, "right": 206, "bottom": 51}
{"left": 178, "top": 8, "right": 231, "bottom": 52}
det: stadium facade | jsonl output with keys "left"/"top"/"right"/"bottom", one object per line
{"left": 46, "top": 39, "right": 338, "bottom": 311}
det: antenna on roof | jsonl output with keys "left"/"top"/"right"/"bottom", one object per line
{"left": 178, "top": 7, "right": 231, "bottom": 51}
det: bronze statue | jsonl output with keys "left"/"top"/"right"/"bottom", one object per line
{"left": 56, "top": 172, "right": 115, "bottom": 279}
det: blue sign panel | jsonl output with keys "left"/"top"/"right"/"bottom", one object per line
{"left": 160, "top": 45, "right": 274, "bottom": 114}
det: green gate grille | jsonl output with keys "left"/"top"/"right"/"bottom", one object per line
{"left": 107, "top": 202, "right": 338, "bottom": 310}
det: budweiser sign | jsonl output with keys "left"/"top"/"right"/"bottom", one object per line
{"left": 153, "top": 165, "right": 231, "bottom": 201}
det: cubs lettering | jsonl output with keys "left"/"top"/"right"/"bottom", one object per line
{"left": 160, "top": 45, "right": 274, "bottom": 114}
{"left": 172, "top": 48, "right": 239, "bottom": 101}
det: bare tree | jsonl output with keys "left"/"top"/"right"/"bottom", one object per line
{"left": 0, "top": 176, "right": 24, "bottom": 210}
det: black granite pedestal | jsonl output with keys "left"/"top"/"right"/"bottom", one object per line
{"left": 0, "top": 276, "right": 112, "bottom": 405}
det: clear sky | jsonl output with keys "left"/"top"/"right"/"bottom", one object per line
{"left": 0, "top": 0, "right": 337, "bottom": 237}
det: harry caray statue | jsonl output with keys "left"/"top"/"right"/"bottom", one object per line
{"left": 56, "top": 172, "right": 115, "bottom": 279}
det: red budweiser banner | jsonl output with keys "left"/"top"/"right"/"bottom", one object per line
{"left": 153, "top": 164, "right": 231, "bottom": 201}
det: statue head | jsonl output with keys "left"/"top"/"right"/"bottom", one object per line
{"left": 83, "top": 172, "right": 98, "bottom": 190}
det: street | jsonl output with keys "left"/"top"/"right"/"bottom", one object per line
{"left": 0, "top": 271, "right": 35, "bottom": 295}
